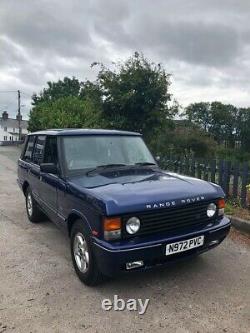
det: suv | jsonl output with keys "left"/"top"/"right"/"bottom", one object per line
{"left": 18, "top": 129, "right": 231, "bottom": 285}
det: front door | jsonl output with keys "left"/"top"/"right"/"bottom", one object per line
{"left": 39, "top": 136, "right": 60, "bottom": 224}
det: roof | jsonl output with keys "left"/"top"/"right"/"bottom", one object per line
{"left": 28, "top": 128, "right": 141, "bottom": 136}
{"left": 0, "top": 117, "right": 28, "bottom": 129}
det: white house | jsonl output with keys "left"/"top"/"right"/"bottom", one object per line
{"left": 0, "top": 111, "right": 28, "bottom": 143}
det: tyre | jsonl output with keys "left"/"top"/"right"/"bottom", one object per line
{"left": 70, "top": 220, "right": 104, "bottom": 286}
{"left": 25, "top": 186, "right": 44, "bottom": 223}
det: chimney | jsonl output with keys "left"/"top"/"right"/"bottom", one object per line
{"left": 2, "top": 111, "right": 8, "bottom": 120}
{"left": 16, "top": 114, "right": 22, "bottom": 121}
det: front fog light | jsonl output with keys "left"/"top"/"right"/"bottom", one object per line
{"left": 207, "top": 203, "right": 217, "bottom": 217}
{"left": 126, "top": 217, "right": 140, "bottom": 234}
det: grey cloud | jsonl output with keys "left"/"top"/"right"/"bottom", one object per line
{"left": 0, "top": 0, "right": 92, "bottom": 57}
{"left": 131, "top": 20, "right": 241, "bottom": 67}
{"left": 0, "top": 0, "right": 250, "bottom": 117}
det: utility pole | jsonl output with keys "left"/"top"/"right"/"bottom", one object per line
{"left": 17, "top": 90, "right": 21, "bottom": 140}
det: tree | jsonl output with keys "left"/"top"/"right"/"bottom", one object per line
{"left": 28, "top": 96, "right": 104, "bottom": 132}
{"left": 171, "top": 125, "right": 217, "bottom": 158}
{"left": 238, "top": 107, "right": 250, "bottom": 150}
{"left": 185, "top": 101, "right": 239, "bottom": 147}
{"left": 29, "top": 53, "right": 175, "bottom": 141}
{"left": 94, "top": 52, "right": 174, "bottom": 141}
{"left": 32, "top": 77, "right": 82, "bottom": 106}
{"left": 209, "top": 102, "right": 237, "bottom": 145}
{"left": 185, "top": 102, "right": 211, "bottom": 131}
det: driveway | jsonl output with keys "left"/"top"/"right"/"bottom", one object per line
{"left": 0, "top": 146, "right": 249, "bottom": 333}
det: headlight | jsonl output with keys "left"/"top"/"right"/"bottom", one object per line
{"left": 126, "top": 217, "right": 140, "bottom": 234}
{"left": 207, "top": 203, "right": 217, "bottom": 217}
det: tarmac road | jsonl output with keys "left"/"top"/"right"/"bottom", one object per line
{"left": 0, "top": 146, "right": 249, "bottom": 333}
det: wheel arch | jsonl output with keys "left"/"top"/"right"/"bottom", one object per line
{"left": 67, "top": 210, "right": 92, "bottom": 237}
{"left": 22, "top": 181, "right": 29, "bottom": 196}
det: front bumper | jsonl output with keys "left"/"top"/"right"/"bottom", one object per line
{"left": 93, "top": 216, "right": 231, "bottom": 277}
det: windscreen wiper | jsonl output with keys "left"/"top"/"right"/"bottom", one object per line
{"left": 86, "top": 164, "right": 128, "bottom": 176}
{"left": 134, "top": 162, "right": 157, "bottom": 166}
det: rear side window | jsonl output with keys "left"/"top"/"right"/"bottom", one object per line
{"left": 23, "top": 136, "right": 35, "bottom": 162}
{"left": 33, "top": 135, "right": 46, "bottom": 165}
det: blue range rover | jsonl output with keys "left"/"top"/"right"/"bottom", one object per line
{"left": 17, "top": 129, "right": 231, "bottom": 285}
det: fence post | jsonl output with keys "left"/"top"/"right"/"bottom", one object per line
{"left": 241, "top": 163, "right": 249, "bottom": 207}
{"left": 204, "top": 159, "right": 209, "bottom": 181}
{"left": 185, "top": 157, "right": 190, "bottom": 175}
{"left": 223, "top": 161, "right": 231, "bottom": 197}
{"left": 210, "top": 160, "right": 216, "bottom": 183}
{"left": 172, "top": 155, "right": 176, "bottom": 173}
{"left": 196, "top": 158, "right": 201, "bottom": 179}
{"left": 232, "top": 163, "right": 239, "bottom": 199}
{"left": 179, "top": 157, "right": 183, "bottom": 174}
{"left": 218, "top": 160, "right": 224, "bottom": 188}
{"left": 191, "top": 158, "right": 196, "bottom": 177}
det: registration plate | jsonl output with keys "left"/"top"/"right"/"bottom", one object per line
{"left": 165, "top": 235, "right": 204, "bottom": 256}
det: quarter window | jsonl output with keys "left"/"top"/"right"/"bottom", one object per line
{"left": 33, "top": 136, "right": 46, "bottom": 165}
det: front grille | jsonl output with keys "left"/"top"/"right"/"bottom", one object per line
{"left": 122, "top": 200, "right": 218, "bottom": 238}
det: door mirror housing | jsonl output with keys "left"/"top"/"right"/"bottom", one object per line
{"left": 40, "top": 163, "right": 58, "bottom": 174}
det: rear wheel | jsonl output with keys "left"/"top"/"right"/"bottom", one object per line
{"left": 70, "top": 220, "right": 104, "bottom": 286}
{"left": 25, "top": 187, "right": 44, "bottom": 223}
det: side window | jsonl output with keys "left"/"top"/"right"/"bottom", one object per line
{"left": 44, "top": 136, "right": 58, "bottom": 164}
{"left": 33, "top": 136, "right": 46, "bottom": 165}
{"left": 23, "top": 136, "right": 35, "bottom": 162}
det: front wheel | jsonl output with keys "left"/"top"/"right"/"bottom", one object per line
{"left": 70, "top": 220, "right": 104, "bottom": 286}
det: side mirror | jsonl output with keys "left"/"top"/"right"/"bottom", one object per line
{"left": 155, "top": 156, "right": 161, "bottom": 162}
{"left": 40, "top": 163, "right": 58, "bottom": 174}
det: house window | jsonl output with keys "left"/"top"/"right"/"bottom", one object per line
{"left": 9, "top": 136, "right": 12, "bottom": 141}
{"left": 4, "top": 136, "right": 7, "bottom": 141}
{"left": 13, "top": 128, "right": 15, "bottom": 133}
{"left": 4, "top": 127, "right": 7, "bottom": 132}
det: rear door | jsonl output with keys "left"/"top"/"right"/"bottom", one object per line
{"left": 29, "top": 135, "right": 46, "bottom": 205}
{"left": 18, "top": 135, "right": 36, "bottom": 188}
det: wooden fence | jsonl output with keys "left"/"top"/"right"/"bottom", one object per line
{"left": 160, "top": 155, "right": 250, "bottom": 207}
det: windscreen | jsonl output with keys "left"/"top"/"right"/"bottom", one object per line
{"left": 62, "top": 135, "right": 155, "bottom": 171}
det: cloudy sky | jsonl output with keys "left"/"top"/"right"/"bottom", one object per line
{"left": 0, "top": 0, "right": 250, "bottom": 119}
